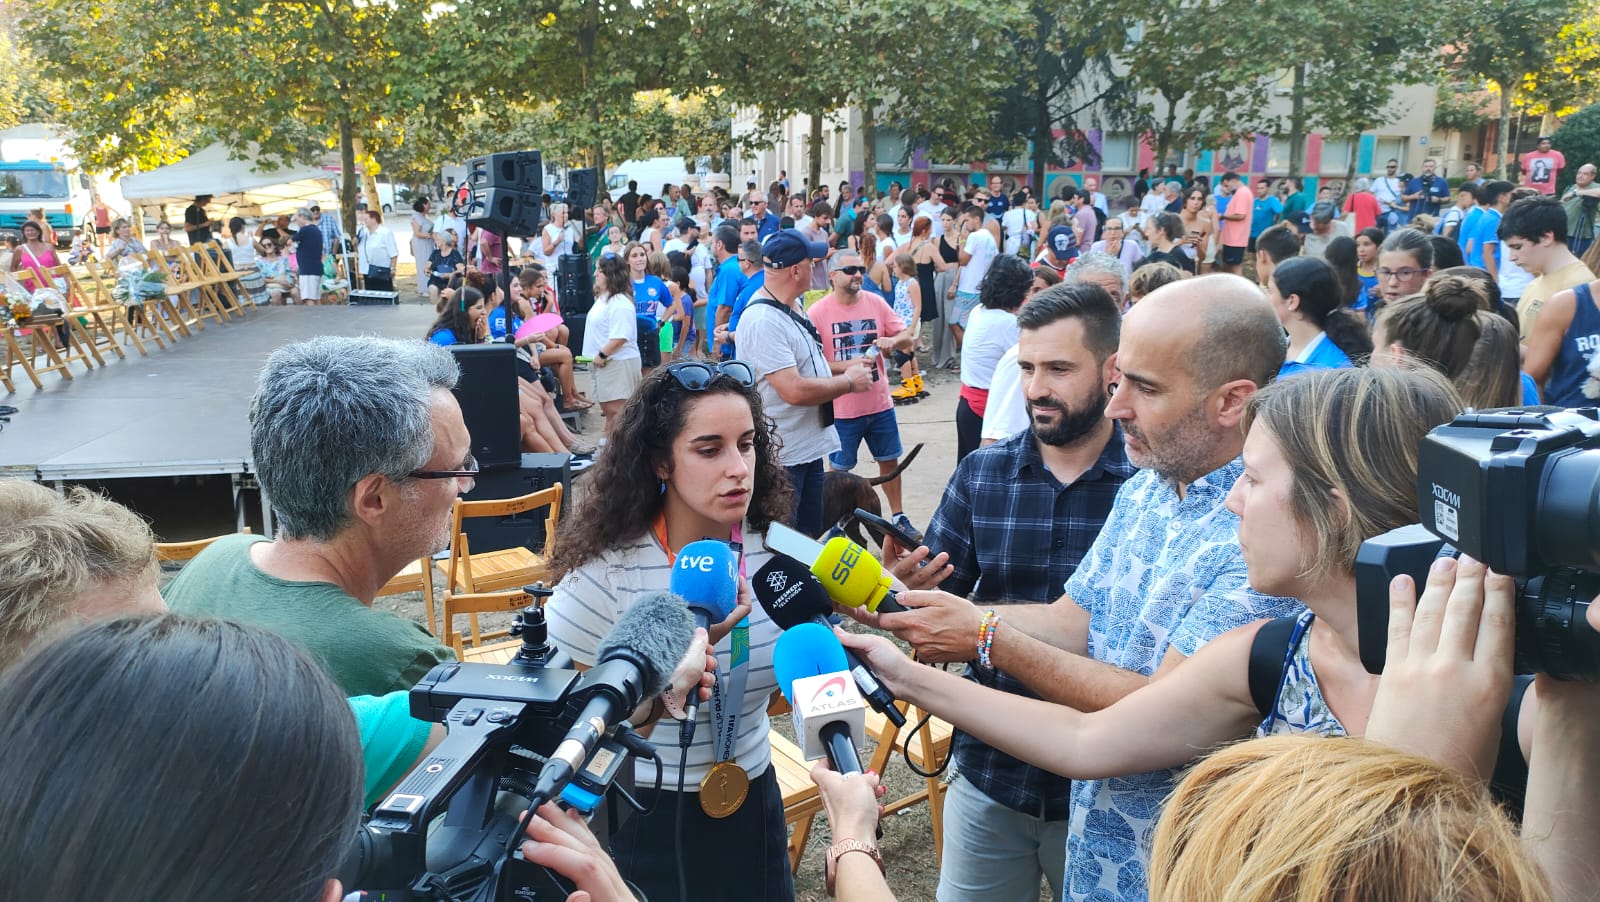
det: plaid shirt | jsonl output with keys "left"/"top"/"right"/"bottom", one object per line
{"left": 924, "top": 427, "right": 1135, "bottom": 820}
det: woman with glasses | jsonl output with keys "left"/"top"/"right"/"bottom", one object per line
{"left": 546, "top": 360, "right": 796, "bottom": 902}
{"left": 1373, "top": 228, "right": 1433, "bottom": 308}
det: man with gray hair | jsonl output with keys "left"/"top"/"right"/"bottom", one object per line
{"left": 165, "top": 336, "right": 462, "bottom": 696}
{"left": 292, "top": 207, "right": 324, "bottom": 305}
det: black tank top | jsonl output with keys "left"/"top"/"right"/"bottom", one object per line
{"left": 916, "top": 258, "right": 937, "bottom": 322}
{"left": 939, "top": 234, "right": 960, "bottom": 264}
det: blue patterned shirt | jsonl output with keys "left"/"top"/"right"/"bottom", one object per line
{"left": 1061, "top": 459, "right": 1304, "bottom": 902}
{"left": 924, "top": 428, "right": 1136, "bottom": 820}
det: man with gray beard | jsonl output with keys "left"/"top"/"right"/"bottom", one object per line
{"left": 876, "top": 282, "right": 1135, "bottom": 901}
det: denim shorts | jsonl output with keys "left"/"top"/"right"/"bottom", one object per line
{"left": 952, "top": 290, "right": 981, "bottom": 328}
{"left": 829, "top": 408, "right": 903, "bottom": 471}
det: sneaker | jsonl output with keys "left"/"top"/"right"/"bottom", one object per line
{"left": 891, "top": 512, "right": 924, "bottom": 547}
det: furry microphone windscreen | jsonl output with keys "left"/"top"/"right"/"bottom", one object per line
{"left": 595, "top": 590, "right": 696, "bottom": 697}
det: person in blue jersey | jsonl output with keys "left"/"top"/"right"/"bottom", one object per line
{"left": 1267, "top": 256, "right": 1372, "bottom": 378}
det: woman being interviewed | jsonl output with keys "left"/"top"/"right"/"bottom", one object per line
{"left": 545, "top": 360, "right": 796, "bottom": 902}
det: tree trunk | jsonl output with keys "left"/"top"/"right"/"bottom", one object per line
{"left": 582, "top": 0, "right": 602, "bottom": 177}
{"left": 350, "top": 134, "right": 380, "bottom": 212}
{"left": 808, "top": 114, "right": 823, "bottom": 196}
{"left": 1155, "top": 93, "right": 1180, "bottom": 175}
{"left": 338, "top": 116, "right": 358, "bottom": 241}
{"left": 1497, "top": 84, "right": 1513, "bottom": 180}
{"left": 862, "top": 104, "right": 878, "bottom": 199}
{"left": 1342, "top": 132, "right": 1360, "bottom": 205}
{"left": 1288, "top": 64, "right": 1308, "bottom": 179}
{"left": 1031, "top": 85, "right": 1051, "bottom": 199}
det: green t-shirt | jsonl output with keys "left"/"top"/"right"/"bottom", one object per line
{"left": 1282, "top": 191, "right": 1312, "bottom": 220}
{"left": 163, "top": 534, "right": 454, "bottom": 697}
{"left": 586, "top": 231, "right": 610, "bottom": 262}
{"left": 349, "top": 692, "right": 435, "bottom": 807}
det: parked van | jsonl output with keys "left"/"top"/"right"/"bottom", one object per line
{"left": 606, "top": 157, "right": 692, "bottom": 197}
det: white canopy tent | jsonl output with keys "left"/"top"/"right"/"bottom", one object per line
{"left": 118, "top": 144, "right": 343, "bottom": 220}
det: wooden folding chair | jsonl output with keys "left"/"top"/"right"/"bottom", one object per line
{"left": 149, "top": 250, "right": 225, "bottom": 329}
{"left": 435, "top": 484, "right": 563, "bottom": 648}
{"left": 865, "top": 702, "right": 955, "bottom": 864}
{"left": 100, "top": 258, "right": 177, "bottom": 347}
{"left": 155, "top": 528, "right": 252, "bottom": 563}
{"left": 770, "top": 729, "right": 826, "bottom": 873}
{"left": 377, "top": 556, "right": 440, "bottom": 635}
{"left": 438, "top": 585, "right": 549, "bottom": 659}
{"left": 175, "top": 246, "right": 239, "bottom": 322}
{"left": 204, "top": 240, "right": 250, "bottom": 309}
{"left": 50, "top": 264, "right": 131, "bottom": 360}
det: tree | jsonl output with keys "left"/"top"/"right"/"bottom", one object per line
{"left": 1554, "top": 103, "right": 1600, "bottom": 193}
{"left": 1447, "top": 0, "right": 1591, "bottom": 178}
{"left": 1122, "top": 1, "right": 1240, "bottom": 171}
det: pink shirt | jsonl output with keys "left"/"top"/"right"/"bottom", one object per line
{"left": 1522, "top": 150, "right": 1565, "bottom": 195}
{"left": 807, "top": 290, "right": 904, "bottom": 421}
{"left": 1220, "top": 185, "right": 1253, "bottom": 247}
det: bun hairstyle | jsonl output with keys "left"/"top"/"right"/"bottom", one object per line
{"left": 1272, "top": 256, "right": 1373, "bottom": 364}
{"left": 1377, "top": 271, "right": 1521, "bottom": 409}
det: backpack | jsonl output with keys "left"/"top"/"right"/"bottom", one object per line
{"left": 1248, "top": 616, "right": 1531, "bottom": 818}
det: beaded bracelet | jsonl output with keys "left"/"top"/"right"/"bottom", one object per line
{"left": 977, "top": 609, "right": 1001, "bottom": 668}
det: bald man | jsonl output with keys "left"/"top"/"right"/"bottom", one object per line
{"left": 859, "top": 275, "right": 1302, "bottom": 902}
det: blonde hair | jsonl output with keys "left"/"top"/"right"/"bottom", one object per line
{"left": 1150, "top": 735, "right": 1551, "bottom": 902}
{"left": 646, "top": 250, "right": 673, "bottom": 282}
{"left": 0, "top": 482, "right": 158, "bottom": 668}
{"left": 1242, "top": 366, "right": 1461, "bottom": 579}
{"left": 1128, "top": 261, "right": 1185, "bottom": 303}
{"left": 893, "top": 250, "right": 916, "bottom": 278}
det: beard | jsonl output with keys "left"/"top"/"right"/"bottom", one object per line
{"left": 1028, "top": 386, "right": 1109, "bottom": 447}
{"left": 1119, "top": 405, "right": 1217, "bottom": 483}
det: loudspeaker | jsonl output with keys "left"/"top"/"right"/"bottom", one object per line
{"left": 558, "top": 253, "right": 594, "bottom": 316}
{"left": 567, "top": 168, "right": 598, "bottom": 210}
{"left": 459, "top": 453, "right": 573, "bottom": 554}
{"left": 448, "top": 344, "right": 521, "bottom": 471}
{"left": 467, "top": 151, "right": 544, "bottom": 194}
{"left": 469, "top": 188, "right": 543, "bottom": 237}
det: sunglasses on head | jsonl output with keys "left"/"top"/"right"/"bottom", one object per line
{"left": 665, "top": 360, "right": 756, "bottom": 391}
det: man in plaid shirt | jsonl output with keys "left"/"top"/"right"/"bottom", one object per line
{"left": 883, "top": 282, "right": 1132, "bottom": 901}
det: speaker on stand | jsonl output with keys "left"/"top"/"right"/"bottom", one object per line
{"left": 558, "top": 253, "right": 593, "bottom": 353}
{"left": 447, "top": 345, "right": 521, "bottom": 471}
{"left": 464, "top": 151, "right": 546, "bottom": 237}
{"left": 567, "top": 168, "right": 598, "bottom": 212}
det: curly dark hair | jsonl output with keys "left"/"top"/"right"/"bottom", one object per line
{"left": 978, "top": 253, "right": 1033, "bottom": 311}
{"left": 548, "top": 365, "right": 794, "bottom": 580}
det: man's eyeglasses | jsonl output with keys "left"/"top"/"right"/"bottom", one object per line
{"left": 409, "top": 453, "right": 480, "bottom": 480}
{"left": 1377, "top": 267, "right": 1423, "bottom": 281}
{"left": 665, "top": 360, "right": 756, "bottom": 391}
{"left": 836, "top": 265, "right": 866, "bottom": 275}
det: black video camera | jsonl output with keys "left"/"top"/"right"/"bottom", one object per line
{"left": 341, "top": 589, "right": 643, "bottom": 901}
{"left": 1355, "top": 409, "right": 1600, "bottom": 680}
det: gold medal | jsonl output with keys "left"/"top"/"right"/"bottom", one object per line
{"left": 699, "top": 761, "right": 750, "bottom": 818}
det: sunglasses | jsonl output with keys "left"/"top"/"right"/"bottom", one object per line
{"left": 408, "top": 452, "right": 479, "bottom": 481}
{"left": 665, "top": 359, "right": 756, "bottom": 391}
{"left": 835, "top": 265, "right": 866, "bottom": 275}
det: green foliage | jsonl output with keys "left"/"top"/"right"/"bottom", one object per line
{"left": 1433, "top": 80, "right": 1494, "bottom": 133}
{"left": 1554, "top": 103, "right": 1600, "bottom": 192}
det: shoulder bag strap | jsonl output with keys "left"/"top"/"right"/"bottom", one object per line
{"left": 1248, "top": 616, "right": 1300, "bottom": 718}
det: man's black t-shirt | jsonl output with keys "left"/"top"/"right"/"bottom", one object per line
{"left": 185, "top": 203, "right": 213, "bottom": 245}
{"left": 1144, "top": 247, "right": 1196, "bottom": 274}
{"left": 295, "top": 224, "right": 323, "bottom": 273}
{"left": 618, "top": 191, "right": 640, "bottom": 223}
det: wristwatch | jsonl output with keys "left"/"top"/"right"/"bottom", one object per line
{"left": 825, "top": 837, "right": 885, "bottom": 896}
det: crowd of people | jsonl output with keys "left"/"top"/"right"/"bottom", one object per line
{"left": 4, "top": 144, "right": 1600, "bottom": 902}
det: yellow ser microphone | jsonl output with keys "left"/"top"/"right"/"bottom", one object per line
{"left": 767, "top": 523, "right": 907, "bottom": 614}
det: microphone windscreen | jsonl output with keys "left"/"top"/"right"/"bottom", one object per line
{"left": 753, "top": 554, "right": 835, "bottom": 630}
{"left": 670, "top": 539, "right": 740, "bottom": 621}
{"left": 773, "top": 622, "right": 851, "bottom": 703}
{"left": 596, "top": 591, "right": 696, "bottom": 697}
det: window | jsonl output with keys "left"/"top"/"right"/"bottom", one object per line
{"left": 1099, "top": 133, "right": 1136, "bottom": 173}
{"left": 0, "top": 168, "right": 70, "bottom": 199}
{"left": 1375, "top": 137, "right": 1407, "bottom": 173}
{"left": 1266, "top": 137, "right": 1292, "bottom": 174}
{"left": 1321, "top": 138, "right": 1353, "bottom": 175}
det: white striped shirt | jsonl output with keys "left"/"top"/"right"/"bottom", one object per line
{"left": 546, "top": 530, "right": 780, "bottom": 786}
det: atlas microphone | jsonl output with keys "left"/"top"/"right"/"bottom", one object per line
{"left": 753, "top": 554, "right": 906, "bottom": 728}
{"left": 773, "top": 623, "right": 866, "bottom": 774}
{"left": 669, "top": 538, "right": 740, "bottom": 745}
{"left": 765, "top": 522, "right": 907, "bottom": 614}
{"left": 530, "top": 591, "right": 694, "bottom": 805}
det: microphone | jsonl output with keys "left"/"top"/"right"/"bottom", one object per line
{"left": 773, "top": 623, "right": 866, "bottom": 774}
{"left": 766, "top": 522, "right": 906, "bottom": 614}
{"left": 753, "top": 554, "right": 906, "bottom": 728}
{"left": 669, "top": 539, "right": 740, "bottom": 744}
{"left": 531, "top": 591, "right": 694, "bottom": 804}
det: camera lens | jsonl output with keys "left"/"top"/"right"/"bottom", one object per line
{"left": 1536, "top": 449, "right": 1600, "bottom": 572}
{"left": 1517, "top": 569, "right": 1600, "bottom": 680}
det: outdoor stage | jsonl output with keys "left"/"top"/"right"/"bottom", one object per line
{"left": 1, "top": 304, "right": 436, "bottom": 532}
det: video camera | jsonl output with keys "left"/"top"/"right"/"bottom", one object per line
{"left": 1355, "top": 409, "right": 1600, "bottom": 680}
{"left": 341, "top": 587, "right": 648, "bottom": 901}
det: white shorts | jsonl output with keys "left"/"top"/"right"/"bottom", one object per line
{"left": 590, "top": 357, "right": 642, "bottom": 402}
{"left": 298, "top": 274, "right": 323, "bottom": 302}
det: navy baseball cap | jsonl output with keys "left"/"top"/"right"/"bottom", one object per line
{"left": 675, "top": 217, "right": 699, "bottom": 234}
{"left": 761, "top": 229, "right": 828, "bottom": 269}
{"left": 1048, "top": 225, "right": 1075, "bottom": 255}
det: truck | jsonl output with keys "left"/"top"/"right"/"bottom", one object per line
{"left": 0, "top": 124, "right": 122, "bottom": 247}
{"left": 606, "top": 157, "right": 693, "bottom": 197}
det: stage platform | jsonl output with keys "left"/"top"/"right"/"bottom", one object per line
{"left": 1, "top": 304, "right": 436, "bottom": 483}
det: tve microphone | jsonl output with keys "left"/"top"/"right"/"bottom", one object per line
{"left": 773, "top": 623, "right": 866, "bottom": 774}
{"left": 753, "top": 554, "right": 906, "bottom": 728}
{"left": 669, "top": 539, "right": 740, "bottom": 744}
{"left": 767, "top": 522, "right": 906, "bottom": 614}
{"left": 532, "top": 591, "right": 694, "bottom": 803}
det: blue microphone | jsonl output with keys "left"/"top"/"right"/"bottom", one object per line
{"left": 773, "top": 623, "right": 865, "bottom": 774}
{"left": 670, "top": 539, "right": 740, "bottom": 745}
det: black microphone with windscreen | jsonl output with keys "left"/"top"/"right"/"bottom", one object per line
{"left": 753, "top": 554, "right": 906, "bottom": 727}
